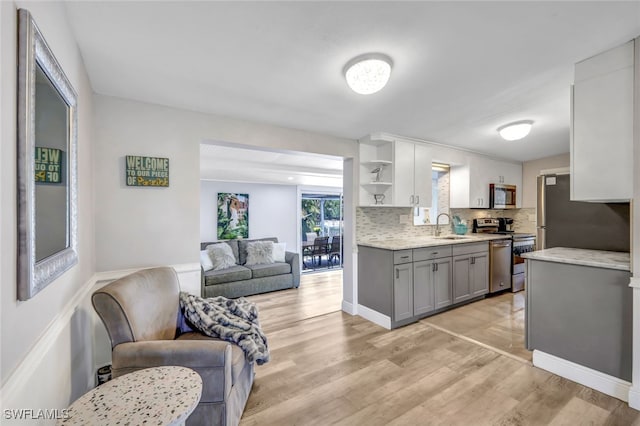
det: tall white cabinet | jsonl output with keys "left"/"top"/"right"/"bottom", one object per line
{"left": 571, "top": 39, "right": 635, "bottom": 202}
{"left": 359, "top": 134, "right": 432, "bottom": 207}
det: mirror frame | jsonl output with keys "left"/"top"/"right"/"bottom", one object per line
{"left": 17, "top": 9, "right": 78, "bottom": 300}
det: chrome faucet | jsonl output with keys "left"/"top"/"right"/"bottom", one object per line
{"left": 435, "top": 213, "right": 451, "bottom": 237}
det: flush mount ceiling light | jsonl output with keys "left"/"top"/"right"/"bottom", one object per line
{"left": 497, "top": 120, "right": 534, "bottom": 141}
{"left": 343, "top": 53, "right": 393, "bottom": 95}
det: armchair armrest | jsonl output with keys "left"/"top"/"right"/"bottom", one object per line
{"left": 285, "top": 251, "right": 300, "bottom": 288}
{"left": 112, "top": 340, "right": 233, "bottom": 403}
{"left": 112, "top": 339, "right": 232, "bottom": 370}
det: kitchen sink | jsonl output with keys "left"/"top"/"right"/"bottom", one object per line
{"left": 434, "top": 235, "right": 470, "bottom": 240}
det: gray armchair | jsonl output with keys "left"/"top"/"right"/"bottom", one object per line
{"left": 92, "top": 267, "right": 253, "bottom": 426}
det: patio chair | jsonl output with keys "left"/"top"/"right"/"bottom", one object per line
{"left": 310, "top": 236, "right": 329, "bottom": 266}
{"left": 328, "top": 235, "right": 342, "bottom": 267}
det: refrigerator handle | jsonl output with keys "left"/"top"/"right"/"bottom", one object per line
{"left": 537, "top": 227, "right": 546, "bottom": 250}
{"left": 536, "top": 175, "right": 545, "bottom": 228}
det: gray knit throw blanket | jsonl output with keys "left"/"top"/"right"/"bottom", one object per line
{"left": 179, "top": 292, "right": 270, "bottom": 365}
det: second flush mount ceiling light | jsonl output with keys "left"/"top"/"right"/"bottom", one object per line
{"left": 497, "top": 120, "right": 534, "bottom": 141}
{"left": 344, "top": 53, "right": 393, "bottom": 95}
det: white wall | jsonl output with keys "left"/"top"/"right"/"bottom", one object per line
{"left": 93, "top": 95, "right": 357, "bottom": 273}
{"left": 200, "top": 181, "right": 298, "bottom": 249}
{"left": 1, "top": 0, "right": 96, "bottom": 416}
{"left": 521, "top": 153, "right": 570, "bottom": 208}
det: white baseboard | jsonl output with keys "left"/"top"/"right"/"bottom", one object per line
{"left": 533, "top": 350, "right": 631, "bottom": 402}
{"left": 341, "top": 300, "right": 355, "bottom": 315}
{"left": 628, "top": 386, "right": 640, "bottom": 410}
{"left": 357, "top": 304, "right": 391, "bottom": 329}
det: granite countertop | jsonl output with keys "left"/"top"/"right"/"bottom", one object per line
{"left": 521, "top": 247, "right": 630, "bottom": 271}
{"left": 357, "top": 234, "right": 510, "bottom": 250}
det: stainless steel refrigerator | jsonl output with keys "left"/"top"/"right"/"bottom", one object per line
{"left": 536, "top": 174, "right": 630, "bottom": 251}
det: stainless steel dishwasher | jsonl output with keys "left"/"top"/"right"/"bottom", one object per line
{"left": 489, "top": 239, "right": 512, "bottom": 293}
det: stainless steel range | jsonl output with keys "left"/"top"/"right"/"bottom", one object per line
{"left": 472, "top": 218, "right": 536, "bottom": 293}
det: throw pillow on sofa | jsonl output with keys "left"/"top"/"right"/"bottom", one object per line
{"left": 245, "top": 241, "right": 274, "bottom": 265}
{"left": 273, "top": 242, "right": 286, "bottom": 262}
{"left": 200, "top": 250, "right": 214, "bottom": 271}
{"left": 206, "top": 243, "right": 237, "bottom": 271}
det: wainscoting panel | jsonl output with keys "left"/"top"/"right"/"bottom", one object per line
{"left": 0, "top": 263, "right": 200, "bottom": 422}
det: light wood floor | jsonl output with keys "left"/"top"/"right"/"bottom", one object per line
{"left": 243, "top": 273, "right": 640, "bottom": 425}
{"left": 423, "top": 291, "right": 531, "bottom": 362}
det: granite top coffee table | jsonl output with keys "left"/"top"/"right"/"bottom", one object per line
{"left": 58, "top": 366, "right": 202, "bottom": 425}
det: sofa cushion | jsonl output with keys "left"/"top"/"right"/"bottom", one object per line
{"left": 245, "top": 241, "right": 274, "bottom": 265}
{"left": 203, "top": 265, "right": 252, "bottom": 286}
{"left": 246, "top": 262, "right": 291, "bottom": 279}
{"left": 206, "top": 243, "right": 237, "bottom": 271}
{"left": 273, "top": 242, "right": 286, "bottom": 262}
{"left": 201, "top": 240, "right": 239, "bottom": 264}
{"left": 176, "top": 332, "right": 247, "bottom": 385}
{"left": 238, "top": 237, "right": 278, "bottom": 265}
{"left": 200, "top": 250, "right": 214, "bottom": 272}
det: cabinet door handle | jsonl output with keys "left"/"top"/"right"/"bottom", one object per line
{"left": 410, "top": 195, "right": 415, "bottom": 205}
{"left": 432, "top": 263, "right": 436, "bottom": 272}
{"left": 396, "top": 268, "right": 399, "bottom": 279}
{"left": 471, "top": 257, "right": 474, "bottom": 265}
{"left": 416, "top": 195, "right": 420, "bottom": 204}
{"left": 435, "top": 263, "right": 439, "bottom": 272}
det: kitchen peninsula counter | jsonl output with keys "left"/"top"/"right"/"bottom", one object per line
{"left": 358, "top": 233, "right": 508, "bottom": 251}
{"left": 521, "top": 247, "right": 630, "bottom": 271}
{"left": 523, "top": 246, "right": 632, "bottom": 390}
{"left": 357, "top": 234, "right": 506, "bottom": 330}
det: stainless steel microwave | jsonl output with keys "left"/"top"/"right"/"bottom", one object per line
{"left": 489, "top": 184, "right": 516, "bottom": 209}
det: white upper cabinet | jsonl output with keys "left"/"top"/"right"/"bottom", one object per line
{"left": 358, "top": 134, "right": 432, "bottom": 207}
{"left": 571, "top": 39, "right": 634, "bottom": 202}
{"left": 393, "top": 139, "right": 432, "bottom": 207}
{"left": 450, "top": 156, "right": 522, "bottom": 209}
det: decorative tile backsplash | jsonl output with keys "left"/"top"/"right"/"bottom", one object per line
{"left": 356, "top": 207, "right": 536, "bottom": 242}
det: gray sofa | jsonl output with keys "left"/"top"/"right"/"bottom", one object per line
{"left": 92, "top": 267, "right": 253, "bottom": 425}
{"left": 201, "top": 237, "right": 300, "bottom": 298}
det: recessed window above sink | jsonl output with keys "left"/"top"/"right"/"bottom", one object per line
{"left": 414, "top": 163, "right": 450, "bottom": 226}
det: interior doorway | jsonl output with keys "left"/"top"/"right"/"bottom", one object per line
{"left": 301, "top": 192, "right": 343, "bottom": 273}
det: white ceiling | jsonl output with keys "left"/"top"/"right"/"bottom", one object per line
{"left": 64, "top": 1, "right": 640, "bottom": 182}
{"left": 200, "top": 143, "right": 343, "bottom": 187}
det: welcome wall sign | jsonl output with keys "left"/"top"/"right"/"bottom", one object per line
{"left": 35, "top": 147, "right": 63, "bottom": 184}
{"left": 125, "top": 155, "right": 169, "bottom": 187}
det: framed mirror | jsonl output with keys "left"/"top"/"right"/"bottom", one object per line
{"left": 17, "top": 9, "right": 78, "bottom": 300}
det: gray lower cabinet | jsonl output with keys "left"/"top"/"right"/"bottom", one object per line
{"left": 452, "top": 243, "right": 489, "bottom": 304}
{"left": 358, "top": 242, "right": 486, "bottom": 329}
{"left": 433, "top": 258, "right": 453, "bottom": 309}
{"left": 413, "top": 260, "right": 434, "bottom": 316}
{"left": 393, "top": 262, "right": 413, "bottom": 322}
{"left": 526, "top": 259, "right": 632, "bottom": 381}
{"left": 413, "top": 257, "right": 452, "bottom": 315}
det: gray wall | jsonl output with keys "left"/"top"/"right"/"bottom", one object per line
{"left": 521, "top": 153, "right": 570, "bottom": 208}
